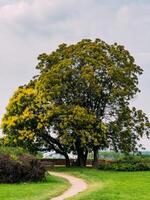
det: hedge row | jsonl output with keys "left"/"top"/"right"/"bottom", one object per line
{"left": 98, "top": 156, "right": 150, "bottom": 171}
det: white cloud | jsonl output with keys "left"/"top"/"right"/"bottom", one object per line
{"left": 0, "top": 0, "right": 149, "bottom": 148}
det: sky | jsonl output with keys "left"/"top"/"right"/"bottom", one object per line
{"left": 0, "top": 0, "right": 150, "bottom": 149}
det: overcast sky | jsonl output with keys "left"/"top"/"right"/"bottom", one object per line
{"left": 0, "top": 0, "right": 150, "bottom": 149}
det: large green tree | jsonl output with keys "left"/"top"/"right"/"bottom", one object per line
{"left": 1, "top": 39, "right": 150, "bottom": 167}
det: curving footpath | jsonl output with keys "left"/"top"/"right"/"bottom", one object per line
{"left": 50, "top": 172, "right": 87, "bottom": 200}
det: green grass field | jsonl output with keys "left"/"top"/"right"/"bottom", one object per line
{"left": 1, "top": 168, "right": 150, "bottom": 200}
{"left": 54, "top": 167, "right": 150, "bottom": 200}
{"left": 0, "top": 175, "right": 69, "bottom": 200}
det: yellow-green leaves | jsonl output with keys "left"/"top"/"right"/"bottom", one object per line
{"left": 1, "top": 86, "right": 40, "bottom": 152}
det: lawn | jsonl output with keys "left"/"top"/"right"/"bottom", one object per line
{"left": 0, "top": 175, "right": 69, "bottom": 200}
{"left": 1, "top": 167, "right": 150, "bottom": 200}
{"left": 54, "top": 167, "right": 150, "bottom": 200}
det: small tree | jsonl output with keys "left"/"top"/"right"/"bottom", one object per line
{"left": 1, "top": 86, "right": 71, "bottom": 166}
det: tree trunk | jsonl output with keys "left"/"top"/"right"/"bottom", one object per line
{"left": 92, "top": 147, "right": 99, "bottom": 168}
{"left": 75, "top": 138, "right": 88, "bottom": 167}
{"left": 84, "top": 149, "right": 88, "bottom": 166}
{"left": 77, "top": 155, "right": 84, "bottom": 167}
{"left": 64, "top": 154, "right": 70, "bottom": 167}
{"left": 77, "top": 153, "right": 85, "bottom": 167}
{"left": 76, "top": 148, "right": 88, "bottom": 167}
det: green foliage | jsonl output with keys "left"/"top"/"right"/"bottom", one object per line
{"left": 1, "top": 38, "right": 150, "bottom": 165}
{"left": 35, "top": 38, "right": 150, "bottom": 153}
{"left": 98, "top": 155, "right": 150, "bottom": 171}
{"left": 1, "top": 87, "right": 41, "bottom": 153}
{"left": 98, "top": 162, "right": 150, "bottom": 171}
{"left": 1, "top": 86, "right": 70, "bottom": 159}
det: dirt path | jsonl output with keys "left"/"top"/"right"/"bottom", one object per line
{"left": 50, "top": 172, "right": 87, "bottom": 200}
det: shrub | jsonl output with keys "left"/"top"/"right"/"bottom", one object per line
{"left": 19, "top": 155, "right": 46, "bottom": 182}
{"left": 0, "top": 153, "right": 46, "bottom": 183}
{"left": 98, "top": 155, "right": 150, "bottom": 171}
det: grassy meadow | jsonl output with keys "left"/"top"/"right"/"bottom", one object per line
{"left": 0, "top": 175, "right": 69, "bottom": 200}
{"left": 54, "top": 167, "right": 150, "bottom": 200}
{"left": 0, "top": 167, "right": 150, "bottom": 200}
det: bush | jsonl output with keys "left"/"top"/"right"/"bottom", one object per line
{"left": 19, "top": 155, "right": 46, "bottom": 182}
{"left": 0, "top": 153, "right": 46, "bottom": 183}
{"left": 98, "top": 155, "right": 150, "bottom": 171}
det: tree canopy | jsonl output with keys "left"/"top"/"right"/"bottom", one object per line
{"left": 1, "top": 39, "right": 150, "bottom": 167}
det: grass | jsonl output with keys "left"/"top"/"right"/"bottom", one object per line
{"left": 0, "top": 175, "right": 69, "bottom": 200}
{"left": 1, "top": 167, "right": 150, "bottom": 200}
{"left": 53, "top": 167, "right": 150, "bottom": 200}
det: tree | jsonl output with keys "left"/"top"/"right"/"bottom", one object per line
{"left": 1, "top": 87, "right": 41, "bottom": 152}
{"left": 1, "top": 86, "right": 71, "bottom": 166}
{"left": 1, "top": 39, "right": 150, "bottom": 167}
{"left": 35, "top": 39, "right": 149, "bottom": 166}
